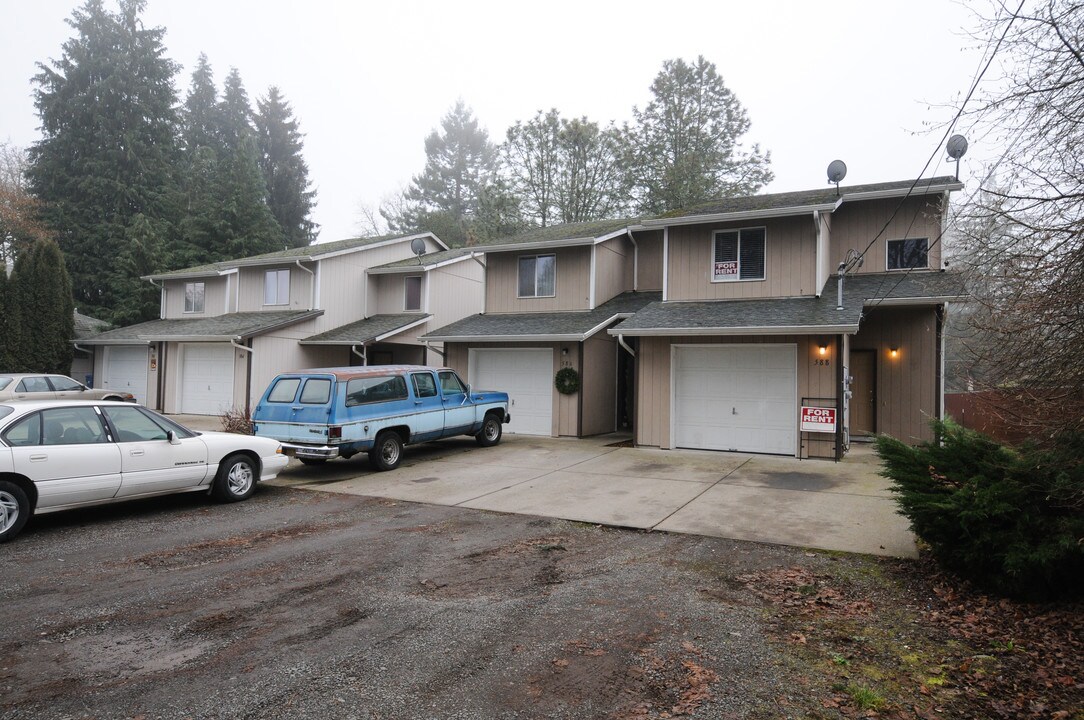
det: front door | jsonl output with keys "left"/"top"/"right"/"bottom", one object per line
{"left": 850, "top": 350, "right": 876, "bottom": 436}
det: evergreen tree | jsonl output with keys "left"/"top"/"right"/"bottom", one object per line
{"left": 9, "top": 240, "right": 74, "bottom": 374}
{"left": 256, "top": 86, "right": 317, "bottom": 248}
{"left": 0, "top": 268, "right": 14, "bottom": 371}
{"left": 176, "top": 55, "right": 224, "bottom": 266}
{"left": 631, "top": 56, "right": 772, "bottom": 213}
{"left": 27, "top": 0, "right": 180, "bottom": 322}
{"left": 215, "top": 68, "right": 284, "bottom": 258}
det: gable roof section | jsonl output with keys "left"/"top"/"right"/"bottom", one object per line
{"left": 423, "top": 291, "right": 661, "bottom": 342}
{"left": 471, "top": 217, "right": 640, "bottom": 253}
{"left": 300, "top": 314, "right": 431, "bottom": 345}
{"left": 638, "top": 176, "right": 962, "bottom": 228}
{"left": 610, "top": 271, "right": 966, "bottom": 337}
{"left": 74, "top": 311, "right": 112, "bottom": 339}
{"left": 145, "top": 232, "right": 448, "bottom": 280}
{"left": 367, "top": 248, "right": 478, "bottom": 274}
{"left": 78, "top": 310, "right": 323, "bottom": 345}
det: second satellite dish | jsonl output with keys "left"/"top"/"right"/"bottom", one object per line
{"left": 410, "top": 238, "right": 427, "bottom": 256}
{"left": 827, "top": 160, "right": 847, "bottom": 185}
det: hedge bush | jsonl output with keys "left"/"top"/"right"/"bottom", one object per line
{"left": 876, "top": 420, "right": 1084, "bottom": 600}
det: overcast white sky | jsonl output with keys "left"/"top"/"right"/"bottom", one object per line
{"left": 1, "top": 0, "right": 987, "bottom": 243}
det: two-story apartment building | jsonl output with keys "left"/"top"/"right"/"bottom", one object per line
{"left": 426, "top": 177, "right": 965, "bottom": 459}
{"left": 80, "top": 233, "right": 484, "bottom": 415}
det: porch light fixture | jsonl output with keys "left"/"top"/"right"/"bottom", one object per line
{"left": 818, "top": 343, "right": 828, "bottom": 356}
{"left": 561, "top": 347, "right": 568, "bottom": 357}
{"left": 889, "top": 346, "right": 899, "bottom": 358}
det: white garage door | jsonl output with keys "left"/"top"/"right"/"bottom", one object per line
{"left": 673, "top": 344, "right": 797, "bottom": 455}
{"left": 104, "top": 346, "right": 149, "bottom": 406}
{"left": 469, "top": 348, "right": 553, "bottom": 436}
{"left": 179, "top": 344, "right": 235, "bottom": 415}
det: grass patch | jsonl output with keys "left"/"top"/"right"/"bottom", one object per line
{"left": 845, "top": 684, "right": 885, "bottom": 710}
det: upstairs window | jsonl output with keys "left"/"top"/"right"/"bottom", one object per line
{"left": 264, "top": 269, "right": 290, "bottom": 305}
{"left": 713, "top": 228, "right": 766, "bottom": 282}
{"left": 887, "top": 238, "right": 929, "bottom": 270}
{"left": 518, "top": 254, "right": 556, "bottom": 298}
{"left": 184, "top": 282, "right": 205, "bottom": 313}
{"left": 405, "top": 276, "right": 422, "bottom": 311}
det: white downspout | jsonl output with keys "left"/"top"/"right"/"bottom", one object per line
{"left": 625, "top": 230, "right": 638, "bottom": 291}
{"left": 424, "top": 340, "right": 445, "bottom": 359}
{"left": 617, "top": 334, "right": 636, "bottom": 358}
{"left": 351, "top": 344, "right": 367, "bottom": 366}
{"left": 662, "top": 227, "right": 669, "bottom": 302}
{"left": 295, "top": 260, "right": 315, "bottom": 310}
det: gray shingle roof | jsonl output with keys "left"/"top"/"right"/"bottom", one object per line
{"left": 79, "top": 310, "right": 323, "bottom": 344}
{"left": 146, "top": 233, "right": 442, "bottom": 280}
{"left": 74, "top": 311, "right": 111, "bottom": 339}
{"left": 648, "top": 176, "right": 961, "bottom": 223}
{"left": 612, "top": 272, "right": 967, "bottom": 336}
{"left": 473, "top": 217, "right": 641, "bottom": 249}
{"left": 300, "top": 314, "right": 431, "bottom": 345}
{"left": 422, "top": 291, "right": 661, "bottom": 341}
{"left": 369, "top": 248, "right": 476, "bottom": 272}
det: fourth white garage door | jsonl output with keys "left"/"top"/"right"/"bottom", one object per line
{"left": 469, "top": 348, "right": 553, "bottom": 436}
{"left": 673, "top": 344, "right": 797, "bottom": 455}
{"left": 179, "top": 344, "right": 236, "bottom": 415}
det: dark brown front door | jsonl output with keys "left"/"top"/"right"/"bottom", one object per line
{"left": 850, "top": 350, "right": 876, "bottom": 436}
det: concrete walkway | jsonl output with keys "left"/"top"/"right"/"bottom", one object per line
{"left": 169, "top": 414, "right": 913, "bottom": 557}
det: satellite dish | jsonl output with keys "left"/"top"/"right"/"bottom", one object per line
{"left": 410, "top": 238, "right": 427, "bottom": 256}
{"left": 946, "top": 135, "right": 968, "bottom": 160}
{"left": 827, "top": 160, "right": 847, "bottom": 185}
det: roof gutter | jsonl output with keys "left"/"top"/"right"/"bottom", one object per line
{"left": 608, "top": 323, "right": 860, "bottom": 337}
{"left": 640, "top": 201, "right": 840, "bottom": 229}
{"left": 840, "top": 180, "right": 963, "bottom": 203}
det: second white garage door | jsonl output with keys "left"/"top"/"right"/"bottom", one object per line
{"left": 673, "top": 344, "right": 797, "bottom": 455}
{"left": 104, "top": 346, "right": 149, "bottom": 406}
{"left": 469, "top": 348, "right": 553, "bottom": 435}
{"left": 179, "top": 344, "right": 236, "bottom": 415}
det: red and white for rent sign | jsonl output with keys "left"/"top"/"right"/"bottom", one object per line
{"left": 800, "top": 406, "right": 836, "bottom": 433}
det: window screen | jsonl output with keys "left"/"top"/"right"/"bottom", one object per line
{"left": 185, "top": 282, "right": 205, "bottom": 313}
{"left": 518, "top": 255, "right": 556, "bottom": 297}
{"left": 887, "top": 238, "right": 929, "bottom": 270}
{"left": 264, "top": 269, "right": 290, "bottom": 305}
{"left": 405, "top": 276, "right": 422, "bottom": 311}
{"left": 713, "top": 228, "right": 765, "bottom": 281}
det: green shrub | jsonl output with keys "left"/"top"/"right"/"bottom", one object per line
{"left": 876, "top": 420, "right": 1084, "bottom": 600}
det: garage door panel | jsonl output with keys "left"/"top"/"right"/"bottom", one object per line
{"left": 470, "top": 349, "right": 552, "bottom": 436}
{"left": 104, "top": 346, "right": 149, "bottom": 406}
{"left": 179, "top": 344, "right": 235, "bottom": 415}
{"left": 673, "top": 345, "right": 796, "bottom": 455}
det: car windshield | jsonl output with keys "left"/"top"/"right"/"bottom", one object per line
{"left": 0, "top": 378, "right": 11, "bottom": 391}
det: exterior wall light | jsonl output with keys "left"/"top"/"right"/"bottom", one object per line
{"left": 889, "top": 347, "right": 899, "bottom": 358}
{"left": 818, "top": 343, "right": 828, "bottom": 356}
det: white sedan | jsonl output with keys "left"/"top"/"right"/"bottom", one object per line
{"left": 0, "top": 400, "right": 288, "bottom": 542}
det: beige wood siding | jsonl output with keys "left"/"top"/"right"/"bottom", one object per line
{"left": 163, "top": 277, "right": 229, "bottom": 318}
{"left": 446, "top": 340, "right": 580, "bottom": 437}
{"left": 594, "top": 236, "right": 634, "bottom": 306}
{"left": 816, "top": 211, "right": 832, "bottom": 296}
{"left": 236, "top": 264, "right": 316, "bottom": 313}
{"left": 371, "top": 273, "right": 425, "bottom": 316}
{"left": 426, "top": 258, "right": 485, "bottom": 335}
{"left": 666, "top": 216, "right": 818, "bottom": 301}
{"left": 850, "top": 306, "right": 939, "bottom": 444}
{"left": 581, "top": 333, "right": 617, "bottom": 435}
{"left": 634, "top": 230, "right": 664, "bottom": 291}
{"left": 485, "top": 246, "right": 591, "bottom": 313}
{"left": 635, "top": 335, "right": 838, "bottom": 458}
{"left": 829, "top": 195, "right": 944, "bottom": 273}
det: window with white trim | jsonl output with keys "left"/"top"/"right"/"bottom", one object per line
{"left": 184, "top": 282, "right": 205, "bottom": 313}
{"left": 886, "top": 238, "right": 929, "bottom": 270}
{"left": 712, "top": 228, "right": 766, "bottom": 282}
{"left": 404, "top": 276, "right": 422, "bottom": 311}
{"left": 518, "top": 254, "right": 556, "bottom": 297}
{"left": 264, "top": 269, "right": 290, "bottom": 305}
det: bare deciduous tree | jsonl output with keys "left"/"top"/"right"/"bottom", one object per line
{"left": 954, "top": 0, "right": 1084, "bottom": 438}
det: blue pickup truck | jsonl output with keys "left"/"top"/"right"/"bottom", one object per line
{"left": 251, "top": 365, "right": 510, "bottom": 471}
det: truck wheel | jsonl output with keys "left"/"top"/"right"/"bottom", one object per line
{"left": 213, "top": 453, "right": 257, "bottom": 502}
{"left": 299, "top": 457, "right": 327, "bottom": 466}
{"left": 369, "top": 432, "right": 403, "bottom": 471}
{"left": 0, "top": 481, "right": 30, "bottom": 543}
{"left": 475, "top": 414, "right": 503, "bottom": 447}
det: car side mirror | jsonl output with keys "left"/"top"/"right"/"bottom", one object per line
{"left": 166, "top": 430, "right": 181, "bottom": 445}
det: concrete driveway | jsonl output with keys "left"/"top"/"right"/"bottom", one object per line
{"left": 259, "top": 432, "right": 916, "bottom": 559}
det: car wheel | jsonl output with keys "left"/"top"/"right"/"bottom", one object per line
{"left": 369, "top": 432, "right": 403, "bottom": 471}
{"left": 299, "top": 457, "right": 327, "bottom": 466}
{"left": 213, "top": 453, "right": 257, "bottom": 502}
{"left": 475, "top": 414, "right": 503, "bottom": 447}
{"left": 0, "top": 481, "right": 30, "bottom": 543}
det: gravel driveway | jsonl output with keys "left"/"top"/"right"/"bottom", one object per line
{"left": 1, "top": 483, "right": 843, "bottom": 719}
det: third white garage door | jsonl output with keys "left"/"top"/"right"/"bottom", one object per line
{"left": 179, "top": 343, "right": 236, "bottom": 415}
{"left": 673, "top": 344, "right": 797, "bottom": 455}
{"left": 469, "top": 348, "right": 553, "bottom": 435}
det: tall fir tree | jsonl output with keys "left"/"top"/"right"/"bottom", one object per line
{"left": 27, "top": 0, "right": 180, "bottom": 323}
{"left": 0, "top": 268, "right": 14, "bottom": 371}
{"left": 631, "top": 56, "right": 772, "bottom": 213}
{"left": 9, "top": 240, "right": 75, "bottom": 374}
{"left": 176, "top": 54, "right": 225, "bottom": 266}
{"left": 255, "top": 86, "right": 317, "bottom": 248}
{"left": 215, "top": 68, "right": 284, "bottom": 258}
